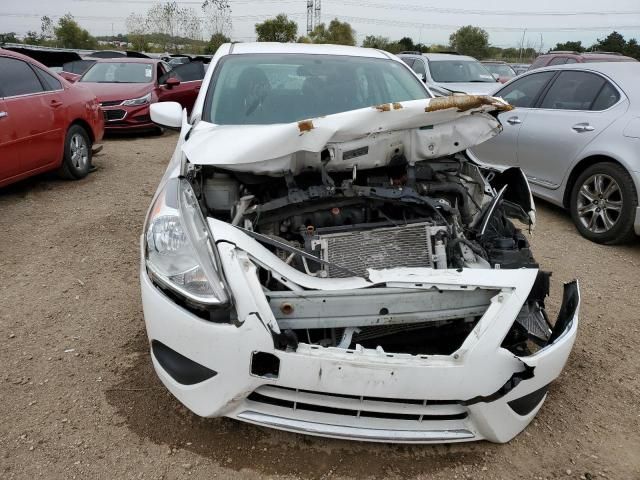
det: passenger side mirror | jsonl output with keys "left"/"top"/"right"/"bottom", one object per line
{"left": 164, "top": 77, "right": 181, "bottom": 88}
{"left": 150, "top": 102, "right": 182, "bottom": 130}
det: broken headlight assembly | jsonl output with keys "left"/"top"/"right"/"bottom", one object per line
{"left": 145, "top": 178, "right": 229, "bottom": 306}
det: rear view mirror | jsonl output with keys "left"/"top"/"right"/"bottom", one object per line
{"left": 150, "top": 102, "right": 182, "bottom": 130}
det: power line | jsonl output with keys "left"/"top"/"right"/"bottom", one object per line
{"left": 325, "top": 0, "right": 640, "bottom": 17}
{"left": 323, "top": 13, "right": 640, "bottom": 32}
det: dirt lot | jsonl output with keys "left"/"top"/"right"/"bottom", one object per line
{"left": 1, "top": 132, "right": 639, "bottom": 480}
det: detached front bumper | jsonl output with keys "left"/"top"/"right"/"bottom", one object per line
{"left": 140, "top": 222, "right": 579, "bottom": 444}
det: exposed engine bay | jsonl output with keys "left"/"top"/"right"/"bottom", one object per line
{"left": 185, "top": 146, "right": 547, "bottom": 356}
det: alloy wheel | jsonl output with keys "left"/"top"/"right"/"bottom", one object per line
{"left": 70, "top": 133, "right": 89, "bottom": 170}
{"left": 576, "top": 173, "right": 623, "bottom": 234}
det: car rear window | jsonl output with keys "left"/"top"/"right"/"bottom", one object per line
{"left": 204, "top": 54, "right": 428, "bottom": 125}
{"left": 540, "top": 71, "right": 607, "bottom": 110}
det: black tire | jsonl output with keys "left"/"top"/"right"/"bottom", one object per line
{"left": 58, "top": 125, "right": 92, "bottom": 180}
{"left": 569, "top": 162, "right": 638, "bottom": 244}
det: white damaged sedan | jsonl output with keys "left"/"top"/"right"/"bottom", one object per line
{"left": 141, "top": 43, "right": 580, "bottom": 443}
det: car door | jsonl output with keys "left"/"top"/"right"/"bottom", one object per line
{"left": 0, "top": 56, "right": 66, "bottom": 179}
{"left": 157, "top": 62, "right": 205, "bottom": 112}
{"left": 469, "top": 71, "right": 556, "bottom": 169}
{"left": 0, "top": 96, "right": 16, "bottom": 182}
{"left": 516, "top": 70, "right": 625, "bottom": 190}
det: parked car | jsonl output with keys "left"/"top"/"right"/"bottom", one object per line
{"left": 141, "top": 42, "right": 579, "bottom": 444}
{"left": 0, "top": 48, "right": 104, "bottom": 188}
{"left": 469, "top": 62, "right": 640, "bottom": 244}
{"left": 78, "top": 58, "right": 204, "bottom": 132}
{"left": 399, "top": 52, "right": 499, "bottom": 95}
{"left": 481, "top": 61, "right": 517, "bottom": 83}
{"left": 510, "top": 63, "right": 531, "bottom": 75}
{"left": 529, "top": 51, "right": 637, "bottom": 70}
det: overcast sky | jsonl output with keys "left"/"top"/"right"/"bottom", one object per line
{"left": 1, "top": 0, "right": 639, "bottom": 49}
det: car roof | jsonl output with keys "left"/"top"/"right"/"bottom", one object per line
{"left": 228, "top": 42, "right": 391, "bottom": 59}
{"left": 481, "top": 60, "right": 508, "bottom": 64}
{"left": 423, "top": 53, "right": 477, "bottom": 62}
{"left": 515, "top": 62, "right": 640, "bottom": 101}
{"left": 92, "top": 57, "right": 159, "bottom": 64}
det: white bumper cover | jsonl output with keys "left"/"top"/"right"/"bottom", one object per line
{"left": 140, "top": 221, "right": 579, "bottom": 444}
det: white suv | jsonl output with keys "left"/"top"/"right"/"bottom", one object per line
{"left": 399, "top": 52, "right": 500, "bottom": 95}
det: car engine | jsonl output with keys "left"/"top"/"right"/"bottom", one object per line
{"left": 187, "top": 153, "right": 544, "bottom": 355}
{"left": 194, "top": 152, "right": 536, "bottom": 280}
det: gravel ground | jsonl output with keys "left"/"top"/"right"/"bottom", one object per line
{"left": 1, "top": 132, "right": 639, "bottom": 480}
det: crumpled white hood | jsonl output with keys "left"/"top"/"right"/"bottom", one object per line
{"left": 182, "top": 95, "right": 512, "bottom": 175}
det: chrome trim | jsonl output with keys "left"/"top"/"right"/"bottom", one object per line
{"left": 236, "top": 411, "right": 475, "bottom": 442}
{"left": 634, "top": 206, "right": 640, "bottom": 235}
{"left": 2, "top": 89, "right": 64, "bottom": 100}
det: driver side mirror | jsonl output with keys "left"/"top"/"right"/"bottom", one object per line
{"left": 164, "top": 77, "right": 181, "bottom": 89}
{"left": 420, "top": 73, "right": 427, "bottom": 83}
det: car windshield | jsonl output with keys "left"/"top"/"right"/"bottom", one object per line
{"left": 204, "top": 54, "right": 428, "bottom": 125}
{"left": 430, "top": 60, "right": 496, "bottom": 83}
{"left": 483, "top": 64, "right": 516, "bottom": 78}
{"left": 80, "top": 62, "right": 153, "bottom": 83}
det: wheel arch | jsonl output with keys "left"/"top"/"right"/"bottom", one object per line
{"left": 68, "top": 119, "right": 95, "bottom": 143}
{"left": 563, "top": 154, "right": 630, "bottom": 208}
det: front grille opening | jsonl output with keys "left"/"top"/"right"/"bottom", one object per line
{"left": 247, "top": 387, "right": 467, "bottom": 422}
{"left": 250, "top": 352, "right": 280, "bottom": 378}
{"left": 293, "top": 317, "right": 479, "bottom": 356}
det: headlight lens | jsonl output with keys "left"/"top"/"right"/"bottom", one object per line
{"left": 145, "top": 178, "right": 228, "bottom": 305}
{"left": 122, "top": 92, "right": 151, "bottom": 106}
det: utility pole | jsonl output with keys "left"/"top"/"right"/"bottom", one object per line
{"left": 307, "top": 0, "right": 314, "bottom": 34}
{"left": 314, "top": 0, "right": 321, "bottom": 30}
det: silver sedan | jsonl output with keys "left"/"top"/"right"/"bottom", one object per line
{"left": 469, "top": 62, "right": 640, "bottom": 244}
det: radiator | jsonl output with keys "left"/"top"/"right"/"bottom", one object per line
{"left": 315, "top": 222, "right": 434, "bottom": 278}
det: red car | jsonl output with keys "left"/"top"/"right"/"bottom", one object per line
{"left": 77, "top": 58, "right": 204, "bottom": 132}
{"left": 0, "top": 48, "right": 104, "bottom": 188}
{"left": 529, "top": 51, "right": 637, "bottom": 70}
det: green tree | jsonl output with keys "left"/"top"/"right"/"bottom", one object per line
{"left": 205, "top": 32, "right": 230, "bottom": 54}
{"left": 0, "top": 32, "right": 19, "bottom": 44}
{"left": 25, "top": 31, "right": 42, "bottom": 45}
{"left": 255, "top": 14, "right": 297, "bottom": 43}
{"left": 624, "top": 38, "right": 640, "bottom": 60}
{"left": 449, "top": 25, "right": 489, "bottom": 59}
{"left": 553, "top": 40, "right": 584, "bottom": 52}
{"left": 362, "top": 35, "right": 390, "bottom": 50}
{"left": 397, "top": 36, "right": 415, "bottom": 52}
{"left": 54, "top": 14, "right": 97, "bottom": 49}
{"left": 309, "top": 19, "right": 356, "bottom": 46}
{"left": 592, "top": 31, "right": 626, "bottom": 53}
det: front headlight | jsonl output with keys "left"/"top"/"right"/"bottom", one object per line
{"left": 122, "top": 92, "right": 151, "bottom": 106}
{"left": 145, "top": 178, "right": 229, "bottom": 305}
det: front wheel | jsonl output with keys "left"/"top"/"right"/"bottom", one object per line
{"left": 569, "top": 162, "right": 638, "bottom": 244}
{"left": 58, "top": 125, "right": 92, "bottom": 180}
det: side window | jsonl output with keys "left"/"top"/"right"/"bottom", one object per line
{"left": 401, "top": 57, "right": 415, "bottom": 68}
{"left": 412, "top": 59, "right": 427, "bottom": 77}
{"left": 539, "top": 71, "right": 606, "bottom": 110}
{"left": 591, "top": 82, "right": 620, "bottom": 110}
{"left": 548, "top": 57, "right": 568, "bottom": 66}
{"left": 565, "top": 58, "right": 578, "bottom": 64}
{"left": 497, "top": 71, "right": 555, "bottom": 108}
{"left": 34, "top": 66, "right": 62, "bottom": 91}
{"left": 160, "top": 61, "right": 205, "bottom": 83}
{"left": 0, "top": 57, "right": 44, "bottom": 97}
